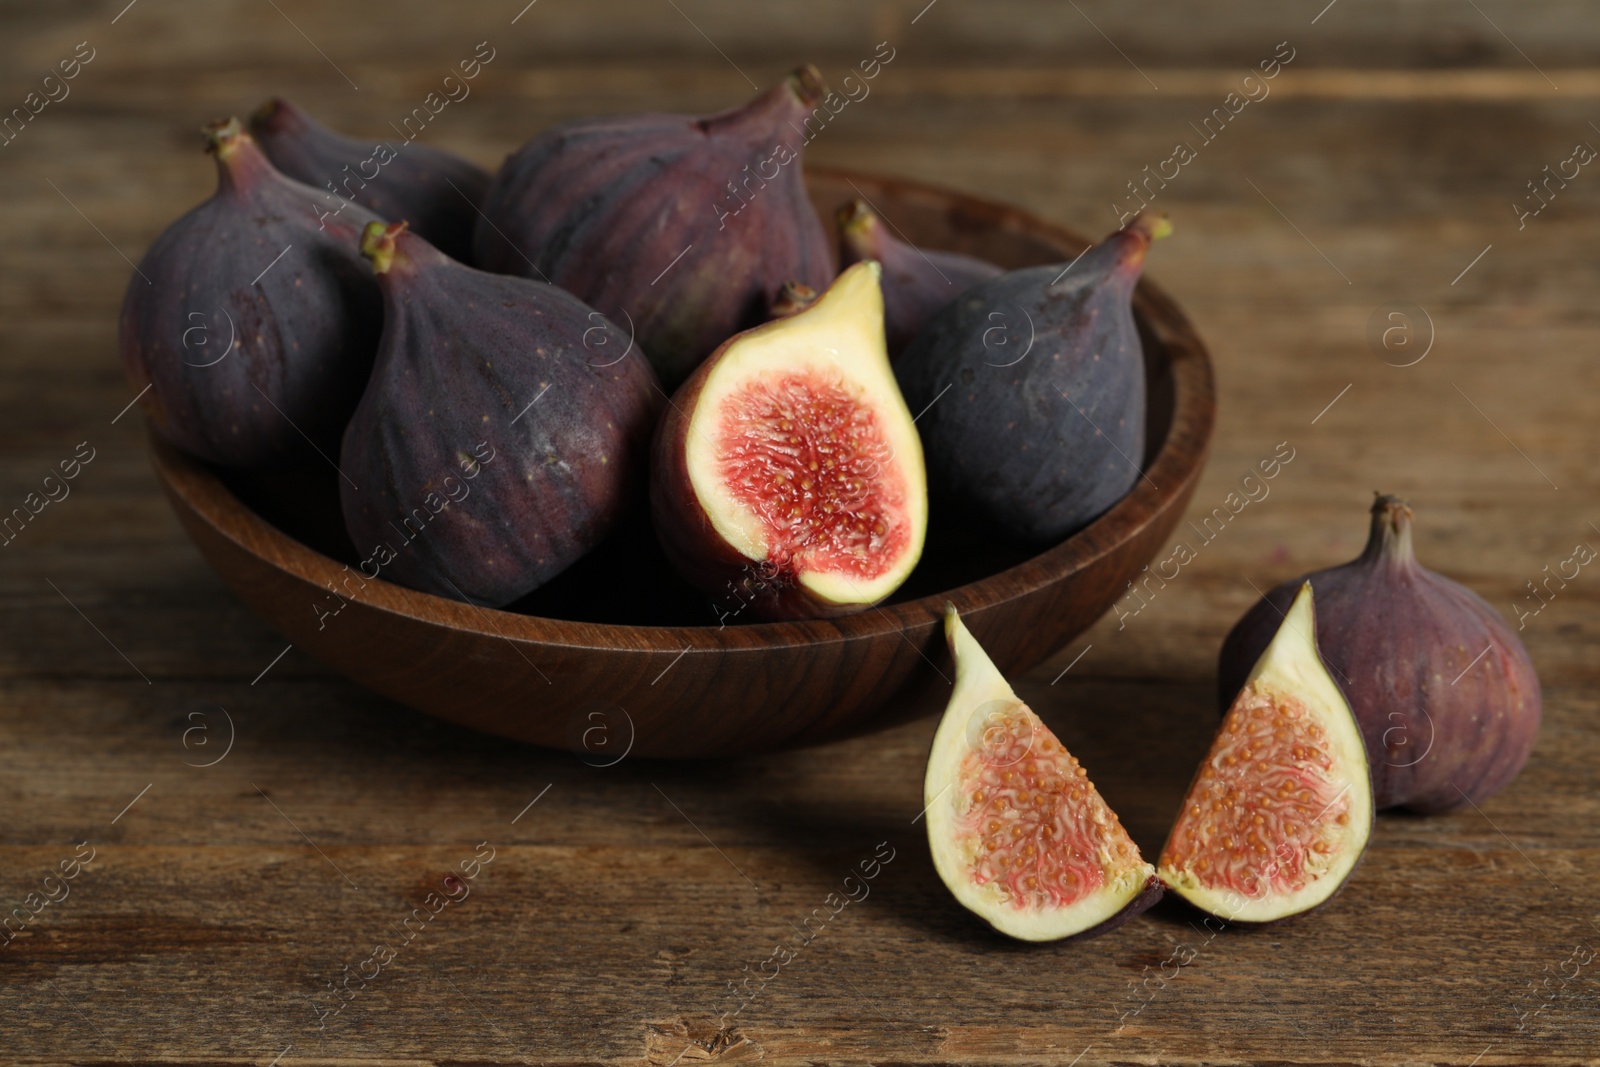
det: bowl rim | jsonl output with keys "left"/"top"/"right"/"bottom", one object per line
{"left": 148, "top": 167, "right": 1215, "bottom": 656}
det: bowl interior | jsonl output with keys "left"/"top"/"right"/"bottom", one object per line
{"left": 221, "top": 169, "right": 1178, "bottom": 629}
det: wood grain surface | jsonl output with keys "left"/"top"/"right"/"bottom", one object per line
{"left": 1, "top": 2, "right": 1596, "bottom": 1065}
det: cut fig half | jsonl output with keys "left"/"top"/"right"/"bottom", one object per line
{"left": 1159, "top": 582, "right": 1374, "bottom": 925}
{"left": 925, "top": 606, "right": 1160, "bottom": 942}
{"left": 651, "top": 260, "right": 928, "bottom": 620}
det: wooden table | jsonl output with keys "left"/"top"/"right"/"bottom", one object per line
{"left": 2, "top": 2, "right": 1596, "bottom": 1063}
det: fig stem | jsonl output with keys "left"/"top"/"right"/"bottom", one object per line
{"left": 1361, "top": 493, "right": 1417, "bottom": 568}
{"left": 786, "top": 64, "right": 828, "bottom": 108}
{"left": 837, "top": 199, "right": 875, "bottom": 238}
{"left": 204, "top": 117, "right": 274, "bottom": 195}
{"left": 203, "top": 117, "right": 248, "bottom": 161}
{"left": 1127, "top": 211, "right": 1173, "bottom": 242}
{"left": 1060, "top": 210, "right": 1169, "bottom": 286}
{"left": 697, "top": 65, "right": 829, "bottom": 136}
{"left": 768, "top": 280, "right": 819, "bottom": 319}
{"left": 360, "top": 220, "right": 409, "bottom": 275}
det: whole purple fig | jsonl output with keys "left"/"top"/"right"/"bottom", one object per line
{"left": 895, "top": 213, "right": 1168, "bottom": 544}
{"left": 119, "top": 118, "right": 382, "bottom": 467}
{"left": 1218, "top": 495, "right": 1541, "bottom": 813}
{"left": 837, "top": 199, "right": 1001, "bottom": 358}
{"left": 250, "top": 98, "right": 489, "bottom": 263}
{"left": 339, "top": 221, "right": 663, "bottom": 607}
{"left": 473, "top": 66, "right": 835, "bottom": 388}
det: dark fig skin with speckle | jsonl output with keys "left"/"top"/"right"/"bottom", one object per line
{"left": 895, "top": 213, "right": 1167, "bottom": 544}
{"left": 118, "top": 118, "right": 383, "bottom": 467}
{"left": 250, "top": 98, "right": 490, "bottom": 263}
{"left": 837, "top": 199, "right": 1001, "bottom": 357}
{"left": 339, "top": 221, "right": 663, "bottom": 607}
{"left": 1218, "top": 496, "right": 1542, "bottom": 813}
{"left": 473, "top": 67, "right": 835, "bottom": 388}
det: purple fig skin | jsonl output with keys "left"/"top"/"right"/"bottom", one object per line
{"left": 1218, "top": 496, "right": 1542, "bottom": 813}
{"left": 837, "top": 199, "right": 1002, "bottom": 357}
{"left": 250, "top": 98, "right": 490, "bottom": 263}
{"left": 894, "top": 213, "right": 1167, "bottom": 544}
{"left": 339, "top": 221, "right": 663, "bottom": 607}
{"left": 473, "top": 67, "right": 835, "bottom": 389}
{"left": 118, "top": 118, "right": 382, "bottom": 467}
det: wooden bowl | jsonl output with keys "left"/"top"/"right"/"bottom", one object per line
{"left": 147, "top": 168, "right": 1215, "bottom": 759}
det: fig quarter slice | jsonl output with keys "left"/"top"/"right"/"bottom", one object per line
{"left": 1159, "top": 582, "right": 1375, "bottom": 925}
{"left": 651, "top": 260, "right": 928, "bottom": 620}
{"left": 925, "top": 605, "right": 1160, "bottom": 942}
